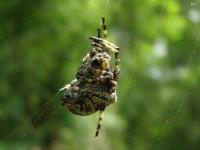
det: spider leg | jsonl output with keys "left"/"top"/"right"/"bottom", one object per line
{"left": 91, "top": 41, "right": 104, "bottom": 50}
{"left": 102, "top": 17, "right": 107, "bottom": 38}
{"left": 95, "top": 106, "right": 106, "bottom": 137}
{"left": 97, "top": 28, "right": 101, "bottom": 38}
{"left": 89, "top": 37, "right": 119, "bottom": 52}
{"left": 96, "top": 16, "right": 107, "bottom": 39}
{"left": 113, "top": 50, "right": 120, "bottom": 81}
{"left": 59, "top": 84, "right": 71, "bottom": 92}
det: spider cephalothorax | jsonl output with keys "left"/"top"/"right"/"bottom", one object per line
{"left": 59, "top": 17, "right": 120, "bottom": 137}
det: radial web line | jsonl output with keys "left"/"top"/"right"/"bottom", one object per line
{"left": 155, "top": 36, "right": 200, "bottom": 149}
{"left": 0, "top": 92, "right": 59, "bottom": 145}
{"left": 11, "top": 44, "right": 92, "bottom": 146}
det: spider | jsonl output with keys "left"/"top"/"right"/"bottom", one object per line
{"left": 59, "top": 17, "right": 120, "bottom": 137}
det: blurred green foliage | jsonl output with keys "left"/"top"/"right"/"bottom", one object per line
{"left": 0, "top": 0, "right": 200, "bottom": 149}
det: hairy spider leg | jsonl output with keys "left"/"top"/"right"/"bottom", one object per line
{"left": 97, "top": 28, "right": 101, "bottom": 38}
{"left": 97, "top": 17, "right": 107, "bottom": 39}
{"left": 89, "top": 37, "right": 119, "bottom": 51}
{"left": 95, "top": 108, "right": 105, "bottom": 137}
{"left": 102, "top": 17, "right": 107, "bottom": 38}
{"left": 101, "top": 17, "right": 120, "bottom": 79}
{"left": 113, "top": 49, "right": 120, "bottom": 81}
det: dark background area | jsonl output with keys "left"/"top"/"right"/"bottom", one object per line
{"left": 0, "top": 0, "right": 200, "bottom": 149}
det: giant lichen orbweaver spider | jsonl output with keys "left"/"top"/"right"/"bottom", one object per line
{"left": 59, "top": 17, "right": 120, "bottom": 137}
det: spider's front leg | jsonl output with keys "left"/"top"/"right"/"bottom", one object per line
{"left": 101, "top": 47, "right": 120, "bottom": 93}
{"left": 89, "top": 37, "right": 119, "bottom": 53}
{"left": 113, "top": 49, "right": 120, "bottom": 81}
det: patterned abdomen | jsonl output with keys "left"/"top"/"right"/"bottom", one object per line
{"left": 61, "top": 79, "right": 117, "bottom": 116}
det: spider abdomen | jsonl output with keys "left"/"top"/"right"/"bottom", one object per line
{"left": 61, "top": 80, "right": 117, "bottom": 115}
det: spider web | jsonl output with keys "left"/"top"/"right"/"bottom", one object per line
{"left": 105, "top": 0, "right": 200, "bottom": 149}
{"left": 0, "top": 92, "right": 59, "bottom": 147}
{"left": 154, "top": 36, "right": 200, "bottom": 149}
{"left": 152, "top": 1, "right": 200, "bottom": 149}
{"left": 1, "top": 0, "right": 200, "bottom": 149}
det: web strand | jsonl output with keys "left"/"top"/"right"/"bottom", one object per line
{"left": 154, "top": 36, "right": 200, "bottom": 149}
{"left": 0, "top": 92, "right": 59, "bottom": 145}
{"left": 2, "top": 45, "right": 91, "bottom": 146}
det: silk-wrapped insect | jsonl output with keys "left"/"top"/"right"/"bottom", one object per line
{"left": 59, "top": 17, "right": 120, "bottom": 137}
